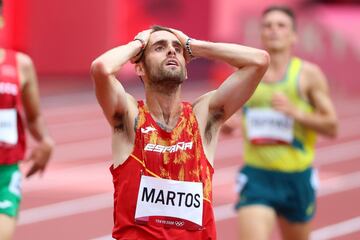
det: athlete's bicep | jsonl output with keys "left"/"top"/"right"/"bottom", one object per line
{"left": 17, "top": 53, "right": 41, "bottom": 122}
{"left": 193, "top": 93, "right": 221, "bottom": 166}
{"left": 208, "top": 65, "right": 265, "bottom": 123}
{"left": 91, "top": 61, "right": 135, "bottom": 127}
{"left": 307, "top": 66, "right": 336, "bottom": 120}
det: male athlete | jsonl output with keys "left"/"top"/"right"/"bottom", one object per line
{"left": 91, "top": 25, "right": 269, "bottom": 239}
{"left": 0, "top": 0, "right": 54, "bottom": 238}
{"left": 226, "top": 6, "right": 338, "bottom": 240}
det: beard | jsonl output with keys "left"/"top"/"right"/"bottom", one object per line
{"left": 144, "top": 59, "right": 186, "bottom": 91}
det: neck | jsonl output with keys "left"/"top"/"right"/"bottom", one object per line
{"left": 145, "top": 86, "right": 182, "bottom": 129}
{"left": 268, "top": 49, "right": 292, "bottom": 70}
{"left": 261, "top": 49, "right": 293, "bottom": 83}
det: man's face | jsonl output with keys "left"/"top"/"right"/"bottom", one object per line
{"left": 141, "top": 30, "right": 186, "bottom": 87}
{"left": 261, "top": 10, "right": 296, "bottom": 52}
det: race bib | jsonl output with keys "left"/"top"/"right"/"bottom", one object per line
{"left": 0, "top": 109, "right": 18, "bottom": 145}
{"left": 246, "top": 108, "right": 294, "bottom": 144}
{"left": 135, "top": 175, "right": 203, "bottom": 229}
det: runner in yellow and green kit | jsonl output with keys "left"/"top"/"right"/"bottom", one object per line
{"left": 242, "top": 57, "right": 316, "bottom": 172}
{"left": 223, "top": 5, "right": 338, "bottom": 240}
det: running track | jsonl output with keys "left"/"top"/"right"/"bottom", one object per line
{"left": 13, "top": 83, "right": 360, "bottom": 240}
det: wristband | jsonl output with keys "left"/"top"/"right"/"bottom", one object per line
{"left": 133, "top": 38, "right": 146, "bottom": 63}
{"left": 134, "top": 38, "right": 145, "bottom": 55}
{"left": 185, "top": 38, "right": 194, "bottom": 58}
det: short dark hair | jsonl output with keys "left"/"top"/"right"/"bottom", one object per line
{"left": 262, "top": 5, "right": 297, "bottom": 30}
{"left": 151, "top": 25, "right": 174, "bottom": 34}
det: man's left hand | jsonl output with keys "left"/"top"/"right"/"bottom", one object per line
{"left": 25, "top": 138, "right": 54, "bottom": 178}
{"left": 271, "top": 92, "right": 300, "bottom": 119}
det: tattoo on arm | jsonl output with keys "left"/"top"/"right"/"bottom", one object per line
{"left": 134, "top": 117, "right": 138, "bottom": 132}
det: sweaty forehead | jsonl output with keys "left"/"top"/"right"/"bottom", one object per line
{"left": 148, "top": 30, "right": 180, "bottom": 45}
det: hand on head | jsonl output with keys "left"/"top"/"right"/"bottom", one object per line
{"left": 170, "top": 28, "right": 193, "bottom": 63}
{"left": 131, "top": 27, "right": 193, "bottom": 64}
{"left": 131, "top": 29, "right": 152, "bottom": 63}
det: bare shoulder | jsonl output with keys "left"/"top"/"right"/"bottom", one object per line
{"left": 126, "top": 92, "right": 137, "bottom": 104}
{"left": 126, "top": 93, "right": 139, "bottom": 112}
{"left": 124, "top": 92, "right": 139, "bottom": 125}
{"left": 300, "top": 60, "right": 332, "bottom": 110}
{"left": 16, "top": 51, "right": 34, "bottom": 68}
{"left": 16, "top": 52, "right": 36, "bottom": 87}
{"left": 302, "top": 60, "right": 328, "bottom": 88}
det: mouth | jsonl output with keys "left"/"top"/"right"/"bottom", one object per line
{"left": 165, "top": 59, "right": 179, "bottom": 67}
{"left": 268, "top": 34, "right": 279, "bottom": 41}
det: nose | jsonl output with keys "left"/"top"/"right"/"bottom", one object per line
{"left": 267, "top": 24, "right": 275, "bottom": 32}
{"left": 167, "top": 46, "right": 176, "bottom": 57}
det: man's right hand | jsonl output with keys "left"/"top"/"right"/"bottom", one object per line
{"left": 131, "top": 29, "right": 152, "bottom": 63}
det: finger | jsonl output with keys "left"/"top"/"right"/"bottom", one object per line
{"left": 40, "top": 162, "right": 49, "bottom": 174}
{"left": 169, "top": 28, "right": 178, "bottom": 34}
{"left": 24, "top": 152, "right": 35, "bottom": 162}
{"left": 272, "top": 104, "right": 284, "bottom": 111}
{"left": 271, "top": 101, "right": 280, "bottom": 108}
{"left": 26, "top": 164, "right": 39, "bottom": 178}
{"left": 169, "top": 28, "right": 187, "bottom": 43}
{"left": 145, "top": 29, "right": 153, "bottom": 35}
{"left": 272, "top": 96, "right": 283, "bottom": 103}
{"left": 272, "top": 93, "right": 286, "bottom": 101}
{"left": 131, "top": 50, "right": 145, "bottom": 64}
{"left": 272, "top": 98, "right": 286, "bottom": 106}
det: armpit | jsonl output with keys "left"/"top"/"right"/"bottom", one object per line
{"left": 113, "top": 112, "right": 125, "bottom": 132}
{"left": 205, "top": 107, "right": 225, "bottom": 143}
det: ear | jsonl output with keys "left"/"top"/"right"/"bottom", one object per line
{"left": 135, "top": 63, "right": 145, "bottom": 77}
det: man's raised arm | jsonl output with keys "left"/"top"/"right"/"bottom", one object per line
{"left": 192, "top": 40, "right": 269, "bottom": 122}
{"left": 90, "top": 30, "right": 151, "bottom": 126}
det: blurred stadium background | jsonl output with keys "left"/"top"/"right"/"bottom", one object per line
{"left": 2, "top": 0, "right": 359, "bottom": 239}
